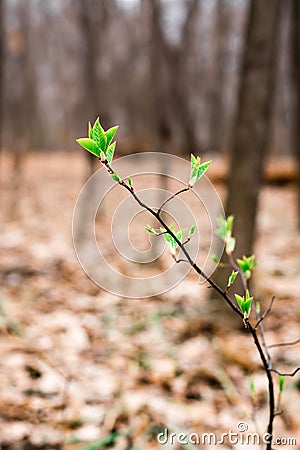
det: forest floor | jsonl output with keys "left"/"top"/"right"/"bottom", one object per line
{"left": 0, "top": 151, "right": 300, "bottom": 450}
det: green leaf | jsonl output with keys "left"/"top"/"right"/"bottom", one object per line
{"left": 88, "top": 121, "right": 93, "bottom": 139}
{"left": 249, "top": 377, "right": 256, "bottom": 397}
{"left": 176, "top": 228, "right": 187, "bottom": 242}
{"left": 216, "top": 217, "right": 226, "bottom": 240}
{"left": 92, "top": 117, "right": 107, "bottom": 151}
{"left": 190, "top": 225, "right": 196, "bottom": 235}
{"left": 226, "top": 236, "right": 236, "bottom": 254}
{"left": 244, "top": 298, "right": 253, "bottom": 317}
{"left": 216, "top": 215, "right": 234, "bottom": 240}
{"left": 198, "top": 159, "right": 212, "bottom": 177}
{"left": 255, "top": 301, "right": 261, "bottom": 315}
{"left": 76, "top": 138, "right": 100, "bottom": 157}
{"left": 212, "top": 255, "right": 219, "bottom": 263}
{"left": 127, "top": 177, "right": 133, "bottom": 187}
{"left": 189, "top": 154, "right": 212, "bottom": 187}
{"left": 227, "top": 270, "right": 238, "bottom": 287}
{"left": 161, "top": 223, "right": 187, "bottom": 254}
{"left": 235, "top": 294, "right": 245, "bottom": 312}
{"left": 226, "top": 215, "right": 234, "bottom": 235}
{"left": 244, "top": 270, "right": 251, "bottom": 280}
{"left": 110, "top": 172, "right": 121, "bottom": 183}
{"left": 145, "top": 226, "right": 156, "bottom": 234}
{"left": 237, "top": 255, "right": 258, "bottom": 279}
{"left": 216, "top": 215, "right": 236, "bottom": 255}
{"left": 105, "top": 125, "right": 119, "bottom": 146}
{"left": 235, "top": 291, "right": 253, "bottom": 317}
{"left": 191, "top": 153, "right": 197, "bottom": 166}
{"left": 278, "top": 375, "right": 285, "bottom": 394}
{"left": 106, "top": 142, "right": 116, "bottom": 164}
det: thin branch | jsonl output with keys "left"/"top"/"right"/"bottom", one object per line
{"left": 247, "top": 323, "right": 275, "bottom": 445}
{"left": 182, "top": 237, "right": 191, "bottom": 246}
{"left": 175, "top": 258, "right": 189, "bottom": 264}
{"left": 271, "top": 368, "right": 300, "bottom": 377}
{"left": 157, "top": 186, "right": 189, "bottom": 216}
{"left": 104, "top": 160, "right": 244, "bottom": 319}
{"left": 269, "top": 338, "right": 300, "bottom": 349}
{"left": 254, "top": 296, "right": 276, "bottom": 329}
{"left": 253, "top": 296, "right": 275, "bottom": 369}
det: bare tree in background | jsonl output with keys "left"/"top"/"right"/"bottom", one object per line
{"left": 147, "top": 0, "right": 172, "bottom": 151}
{"left": 77, "top": 0, "right": 113, "bottom": 174}
{"left": 226, "top": 0, "right": 280, "bottom": 258}
{"left": 146, "top": 0, "right": 199, "bottom": 154}
{"left": 291, "top": 0, "right": 300, "bottom": 229}
{"left": 5, "top": 0, "right": 38, "bottom": 217}
{"left": 209, "top": 0, "right": 230, "bottom": 152}
{"left": 0, "top": 0, "right": 4, "bottom": 159}
{"left": 169, "top": 0, "right": 199, "bottom": 154}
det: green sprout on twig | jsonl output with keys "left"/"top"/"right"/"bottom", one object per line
{"left": 76, "top": 117, "right": 300, "bottom": 450}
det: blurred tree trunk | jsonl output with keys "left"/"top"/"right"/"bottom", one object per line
{"left": 209, "top": 0, "right": 229, "bottom": 152}
{"left": 77, "top": 0, "right": 111, "bottom": 175}
{"left": 8, "top": 0, "right": 37, "bottom": 218}
{"left": 170, "top": 0, "right": 199, "bottom": 154}
{"left": 211, "top": 0, "right": 280, "bottom": 321}
{"left": 226, "top": 0, "right": 280, "bottom": 258}
{"left": 148, "top": 0, "right": 172, "bottom": 151}
{"left": 291, "top": 0, "right": 300, "bottom": 229}
{"left": 146, "top": 0, "right": 198, "bottom": 155}
{"left": 0, "top": 0, "right": 4, "bottom": 160}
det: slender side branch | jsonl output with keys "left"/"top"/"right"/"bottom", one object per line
{"left": 269, "top": 338, "right": 300, "bottom": 348}
{"left": 157, "top": 186, "right": 190, "bottom": 216}
{"left": 103, "top": 159, "right": 244, "bottom": 318}
{"left": 255, "top": 296, "right": 276, "bottom": 328}
{"left": 175, "top": 258, "right": 190, "bottom": 264}
{"left": 271, "top": 368, "right": 300, "bottom": 377}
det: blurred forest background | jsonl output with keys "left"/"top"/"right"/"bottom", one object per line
{"left": 0, "top": 0, "right": 298, "bottom": 155}
{"left": 0, "top": 1, "right": 300, "bottom": 449}
{"left": 1, "top": 0, "right": 300, "bottom": 253}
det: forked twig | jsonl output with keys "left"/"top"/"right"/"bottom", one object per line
{"left": 254, "top": 296, "right": 276, "bottom": 329}
{"left": 157, "top": 186, "right": 189, "bottom": 216}
{"left": 271, "top": 368, "right": 300, "bottom": 377}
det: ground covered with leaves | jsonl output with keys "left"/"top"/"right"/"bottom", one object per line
{"left": 0, "top": 152, "right": 299, "bottom": 450}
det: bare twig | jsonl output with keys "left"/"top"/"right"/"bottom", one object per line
{"left": 269, "top": 338, "right": 300, "bottom": 349}
{"left": 175, "top": 258, "right": 190, "bottom": 264}
{"left": 254, "top": 296, "right": 276, "bottom": 329}
{"left": 271, "top": 368, "right": 300, "bottom": 377}
{"left": 157, "top": 186, "right": 189, "bottom": 216}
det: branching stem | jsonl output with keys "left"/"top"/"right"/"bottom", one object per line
{"left": 102, "top": 159, "right": 299, "bottom": 450}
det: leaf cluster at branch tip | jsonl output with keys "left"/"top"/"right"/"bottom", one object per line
{"left": 216, "top": 215, "right": 236, "bottom": 255}
{"left": 235, "top": 290, "right": 253, "bottom": 318}
{"left": 160, "top": 223, "right": 187, "bottom": 257}
{"left": 189, "top": 154, "right": 212, "bottom": 187}
{"left": 237, "top": 255, "right": 258, "bottom": 280}
{"left": 76, "top": 117, "right": 119, "bottom": 163}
